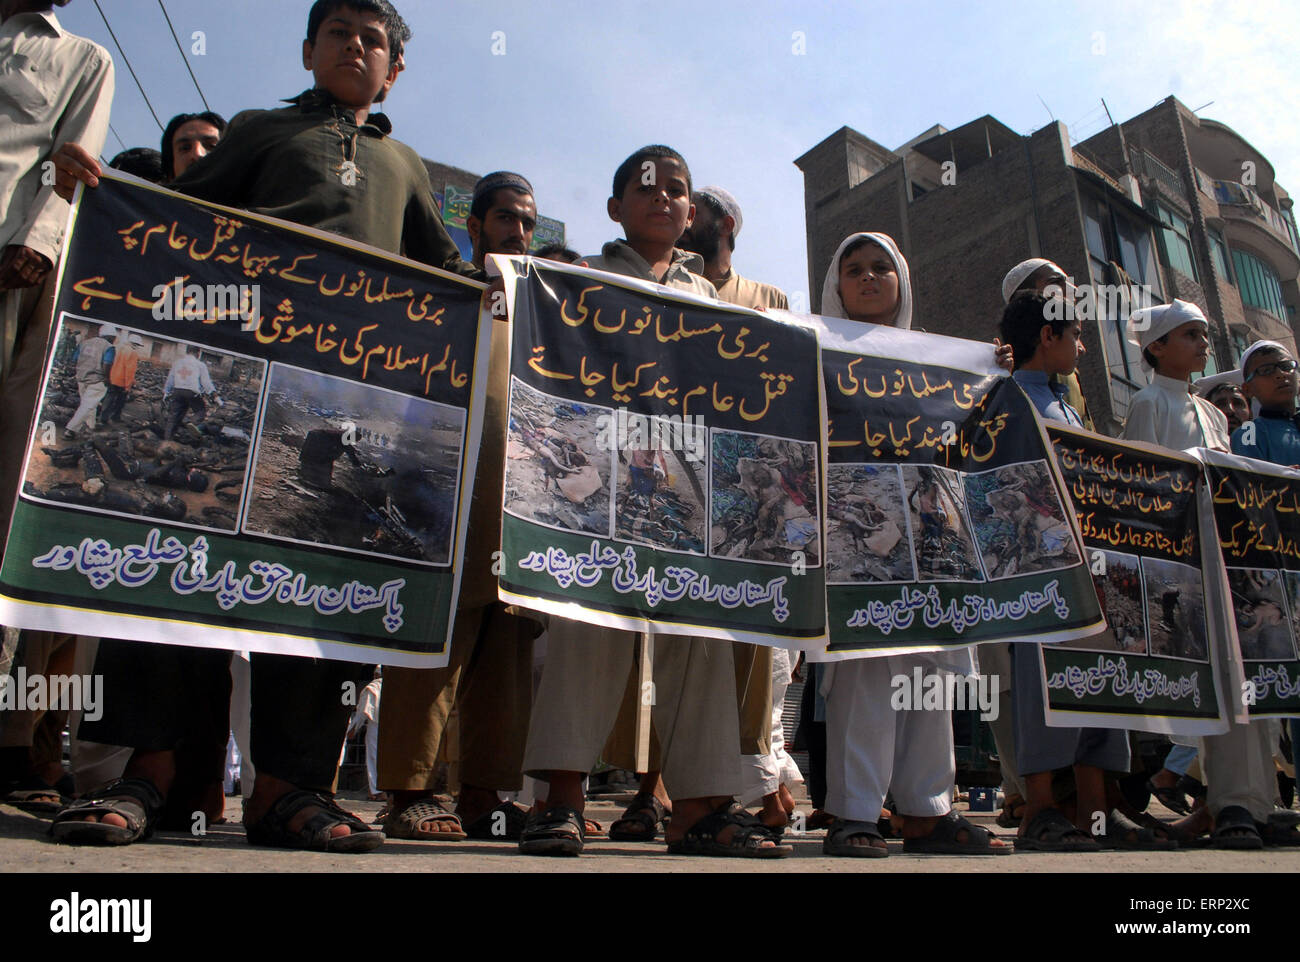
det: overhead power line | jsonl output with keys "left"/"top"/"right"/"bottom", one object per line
{"left": 92, "top": 0, "right": 164, "bottom": 130}
{"left": 157, "top": 0, "right": 211, "bottom": 111}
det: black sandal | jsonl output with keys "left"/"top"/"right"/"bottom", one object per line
{"left": 608, "top": 792, "right": 670, "bottom": 842}
{"left": 1146, "top": 779, "right": 1191, "bottom": 816}
{"left": 903, "top": 811, "right": 1012, "bottom": 855}
{"left": 823, "top": 818, "right": 888, "bottom": 858}
{"left": 666, "top": 803, "right": 791, "bottom": 858}
{"left": 1014, "top": 808, "right": 1100, "bottom": 852}
{"left": 464, "top": 801, "right": 528, "bottom": 841}
{"left": 518, "top": 805, "right": 584, "bottom": 856}
{"left": 1211, "top": 805, "right": 1263, "bottom": 851}
{"left": 244, "top": 789, "right": 384, "bottom": 853}
{"left": 1095, "top": 809, "right": 1178, "bottom": 850}
{"left": 50, "top": 777, "right": 163, "bottom": 846}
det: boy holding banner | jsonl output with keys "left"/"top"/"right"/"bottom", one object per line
{"left": 517, "top": 145, "right": 787, "bottom": 858}
{"left": 48, "top": 0, "right": 476, "bottom": 852}
{"left": 1124, "top": 302, "right": 1277, "bottom": 849}
{"left": 1001, "top": 292, "right": 1133, "bottom": 851}
{"left": 1230, "top": 339, "right": 1300, "bottom": 817}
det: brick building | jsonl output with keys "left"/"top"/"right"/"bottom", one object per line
{"left": 795, "top": 97, "right": 1300, "bottom": 435}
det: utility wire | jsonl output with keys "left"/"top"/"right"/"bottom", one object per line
{"left": 91, "top": 0, "right": 164, "bottom": 130}
{"left": 106, "top": 122, "right": 128, "bottom": 153}
{"left": 157, "top": 0, "right": 210, "bottom": 111}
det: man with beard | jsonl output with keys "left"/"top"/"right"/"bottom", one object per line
{"left": 680, "top": 185, "right": 787, "bottom": 311}
{"left": 374, "top": 171, "right": 541, "bottom": 842}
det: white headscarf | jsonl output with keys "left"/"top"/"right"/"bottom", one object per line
{"left": 819, "top": 231, "right": 912, "bottom": 330}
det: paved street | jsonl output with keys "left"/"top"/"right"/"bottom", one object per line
{"left": 4, "top": 791, "right": 1299, "bottom": 873}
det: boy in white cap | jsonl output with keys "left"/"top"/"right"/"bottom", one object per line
{"left": 1121, "top": 300, "right": 1227, "bottom": 450}
{"left": 1122, "top": 302, "right": 1286, "bottom": 849}
{"left": 1232, "top": 341, "right": 1300, "bottom": 467}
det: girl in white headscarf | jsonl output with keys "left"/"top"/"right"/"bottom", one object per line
{"left": 818, "top": 231, "right": 1009, "bottom": 857}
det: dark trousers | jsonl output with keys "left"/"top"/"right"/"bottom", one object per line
{"left": 80, "top": 639, "right": 369, "bottom": 791}
{"left": 164, "top": 390, "right": 205, "bottom": 439}
{"left": 101, "top": 384, "right": 127, "bottom": 423}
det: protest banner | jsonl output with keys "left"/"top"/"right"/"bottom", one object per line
{"left": 1198, "top": 448, "right": 1300, "bottom": 720}
{"left": 1041, "top": 425, "right": 1229, "bottom": 735}
{"left": 0, "top": 173, "right": 490, "bottom": 669}
{"left": 493, "top": 256, "right": 826, "bottom": 646}
{"left": 806, "top": 318, "right": 1104, "bottom": 661}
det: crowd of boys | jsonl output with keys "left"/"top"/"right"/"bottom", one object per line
{"left": 1, "top": 0, "right": 1297, "bottom": 859}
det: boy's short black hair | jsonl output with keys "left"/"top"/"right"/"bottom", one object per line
{"left": 535, "top": 243, "right": 581, "bottom": 263}
{"left": 307, "top": 0, "right": 411, "bottom": 62}
{"left": 1142, "top": 333, "right": 1170, "bottom": 370}
{"left": 1243, "top": 344, "right": 1285, "bottom": 379}
{"left": 110, "top": 147, "right": 164, "bottom": 183}
{"left": 1000, "top": 292, "right": 1071, "bottom": 368}
{"left": 611, "top": 145, "right": 691, "bottom": 200}
{"left": 161, "top": 111, "right": 227, "bottom": 180}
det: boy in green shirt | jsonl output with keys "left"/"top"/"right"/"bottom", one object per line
{"left": 51, "top": 0, "right": 472, "bottom": 853}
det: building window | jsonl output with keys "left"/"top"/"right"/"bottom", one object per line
{"left": 1156, "top": 203, "right": 1198, "bottom": 281}
{"left": 847, "top": 143, "right": 874, "bottom": 189}
{"left": 1208, "top": 230, "right": 1233, "bottom": 285}
{"left": 1081, "top": 191, "right": 1162, "bottom": 417}
{"left": 1230, "top": 248, "right": 1287, "bottom": 319}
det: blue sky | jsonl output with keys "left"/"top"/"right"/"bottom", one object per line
{"left": 57, "top": 0, "right": 1300, "bottom": 304}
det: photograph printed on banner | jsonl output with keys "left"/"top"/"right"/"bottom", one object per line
{"left": 710, "top": 430, "right": 819, "bottom": 566}
{"left": 503, "top": 377, "right": 613, "bottom": 538}
{"left": 826, "top": 463, "right": 914, "bottom": 584}
{"left": 1142, "top": 557, "right": 1209, "bottom": 661}
{"left": 21, "top": 314, "right": 263, "bottom": 533}
{"left": 242, "top": 364, "right": 464, "bottom": 565}
{"left": 899, "top": 464, "right": 983, "bottom": 582}
{"left": 613, "top": 438, "right": 708, "bottom": 556}
{"left": 1229, "top": 568, "right": 1299, "bottom": 661}
{"left": 964, "top": 460, "right": 1080, "bottom": 581}
{"left": 1061, "top": 549, "right": 1146, "bottom": 654}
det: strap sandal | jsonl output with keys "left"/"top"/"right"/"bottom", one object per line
{"left": 608, "top": 792, "right": 670, "bottom": 842}
{"left": 1145, "top": 778, "right": 1191, "bottom": 816}
{"left": 903, "top": 810, "right": 1012, "bottom": 855}
{"left": 1257, "top": 818, "right": 1300, "bottom": 847}
{"left": 518, "top": 805, "right": 584, "bottom": 856}
{"left": 464, "top": 801, "right": 528, "bottom": 841}
{"left": 584, "top": 817, "right": 606, "bottom": 837}
{"left": 1130, "top": 810, "right": 1197, "bottom": 845}
{"left": 383, "top": 797, "right": 466, "bottom": 841}
{"left": 822, "top": 818, "right": 888, "bottom": 858}
{"left": 244, "top": 789, "right": 384, "bottom": 853}
{"left": 5, "top": 779, "right": 69, "bottom": 815}
{"left": 1211, "top": 805, "right": 1263, "bottom": 851}
{"left": 50, "top": 777, "right": 163, "bottom": 846}
{"left": 996, "top": 793, "right": 1026, "bottom": 828}
{"left": 666, "top": 803, "right": 792, "bottom": 859}
{"left": 1095, "top": 809, "right": 1178, "bottom": 850}
{"left": 1014, "top": 807, "right": 1100, "bottom": 852}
